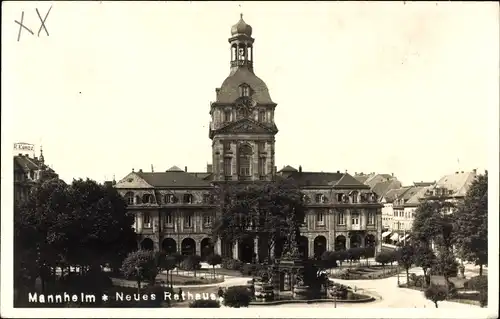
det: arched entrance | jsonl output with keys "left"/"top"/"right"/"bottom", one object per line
{"left": 161, "top": 238, "right": 177, "bottom": 254}
{"left": 335, "top": 235, "right": 346, "bottom": 251}
{"left": 141, "top": 238, "right": 154, "bottom": 250}
{"left": 365, "top": 234, "right": 376, "bottom": 247}
{"left": 181, "top": 238, "right": 196, "bottom": 256}
{"left": 298, "top": 236, "right": 309, "bottom": 259}
{"left": 200, "top": 238, "right": 214, "bottom": 261}
{"left": 350, "top": 234, "right": 362, "bottom": 248}
{"left": 239, "top": 236, "right": 254, "bottom": 263}
{"left": 313, "top": 236, "right": 327, "bottom": 259}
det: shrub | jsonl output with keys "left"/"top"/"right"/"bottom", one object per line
{"left": 121, "top": 250, "right": 158, "bottom": 285}
{"left": 424, "top": 285, "right": 447, "bottom": 308}
{"left": 189, "top": 299, "right": 221, "bottom": 308}
{"left": 223, "top": 285, "right": 252, "bottom": 308}
{"left": 464, "top": 275, "right": 488, "bottom": 291}
{"left": 221, "top": 258, "right": 243, "bottom": 271}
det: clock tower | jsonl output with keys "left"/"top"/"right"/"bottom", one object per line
{"left": 209, "top": 14, "right": 278, "bottom": 182}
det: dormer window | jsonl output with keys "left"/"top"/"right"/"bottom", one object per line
{"left": 164, "top": 194, "right": 177, "bottom": 203}
{"left": 239, "top": 84, "right": 250, "bottom": 97}
{"left": 183, "top": 194, "right": 193, "bottom": 204}
{"left": 142, "top": 194, "right": 154, "bottom": 204}
{"left": 125, "top": 192, "right": 134, "bottom": 205}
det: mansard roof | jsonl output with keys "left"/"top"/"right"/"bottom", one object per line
{"left": 136, "top": 171, "right": 212, "bottom": 188}
{"left": 283, "top": 171, "right": 369, "bottom": 189}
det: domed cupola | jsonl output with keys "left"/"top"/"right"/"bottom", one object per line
{"left": 231, "top": 14, "right": 252, "bottom": 37}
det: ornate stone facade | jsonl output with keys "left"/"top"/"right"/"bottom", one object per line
{"left": 114, "top": 15, "right": 383, "bottom": 262}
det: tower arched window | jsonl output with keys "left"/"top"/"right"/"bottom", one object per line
{"left": 238, "top": 144, "right": 252, "bottom": 177}
{"left": 239, "top": 84, "right": 250, "bottom": 97}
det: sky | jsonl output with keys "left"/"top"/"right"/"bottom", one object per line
{"left": 2, "top": 1, "right": 499, "bottom": 186}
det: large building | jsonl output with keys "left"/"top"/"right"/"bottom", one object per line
{"left": 380, "top": 170, "right": 479, "bottom": 244}
{"left": 114, "top": 16, "right": 383, "bottom": 262}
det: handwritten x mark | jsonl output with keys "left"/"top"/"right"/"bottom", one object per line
{"left": 15, "top": 11, "right": 34, "bottom": 42}
{"left": 36, "top": 6, "right": 52, "bottom": 37}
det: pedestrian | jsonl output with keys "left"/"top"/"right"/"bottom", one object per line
{"left": 218, "top": 286, "right": 224, "bottom": 299}
{"left": 178, "top": 288, "right": 183, "bottom": 302}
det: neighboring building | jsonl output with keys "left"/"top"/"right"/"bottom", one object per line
{"left": 13, "top": 147, "right": 58, "bottom": 204}
{"left": 380, "top": 182, "right": 434, "bottom": 244}
{"left": 114, "top": 15, "right": 383, "bottom": 262}
{"left": 423, "top": 170, "right": 478, "bottom": 209}
{"left": 354, "top": 172, "right": 402, "bottom": 200}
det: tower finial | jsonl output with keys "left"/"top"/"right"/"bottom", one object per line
{"left": 39, "top": 145, "right": 45, "bottom": 165}
{"left": 240, "top": 13, "right": 243, "bottom": 19}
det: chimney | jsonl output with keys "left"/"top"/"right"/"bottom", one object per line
{"left": 355, "top": 172, "right": 358, "bottom": 175}
{"left": 473, "top": 169, "right": 477, "bottom": 174}
{"left": 337, "top": 170, "right": 340, "bottom": 173}
{"left": 274, "top": 166, "right": 277, "bottom": 174}
{"left": 455, "top": 171, "right": 459, "bottom": 174}
{"left": 207, "top": 164, "right": 213, "bottom": 173}
{"left": 132, "top": 168, "right": 135, "bottom": 172}
{"left": 18, "top": 153, "right": 22, "bottom": 156}
{"left": 299, "top": 165, "right": 302, "bottom": 173}
{"left": 139, "top": 169, "right": 143, "bottom": 173}
{"left": 461, "top": 171, "right": 464, "bottom": 173}
{"left": 391, "top": 173, "right": 394, "bottom": 177}
{"left": 185, "top": 166, "right": 187, "bottom": 172}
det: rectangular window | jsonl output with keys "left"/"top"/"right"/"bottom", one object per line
{"left": 184, "top": 213, "right": 193, "bottom": 228}
{"left": 368, "top": 212, "right": 375, "bottom": 225}
{"left": 259, "top": 110, "right": 266, "bottom": 122}
{"left": 165, "top": 212, "right": 173, "bottom": 226}
{"left": 224, "top": 158, "right": 232, "bottom": 176}
{"left": 239, "top": 157, "right": 251, "bottom": 176}
{"left": 224, "top": 110, "right": 231, "bottom": 122}
{"left": 316, "top": 212, "right": 324, "bottom": 226}
{"left": 203, "top": 214, "right": 212, "bottom": 227}
{"left": 258, "top": 157, "right": 266, "bottom": 176}
{"left": 337, "top": 212, "right": 345, "bottom": 225}
{"left": 143, "top": 213, "right": 151, "bottom": 228}
{"left": 351, "top": 213, "right": 360, "bottom": 225}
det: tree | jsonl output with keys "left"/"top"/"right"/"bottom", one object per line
{"left": 223, "top": 286, "right": 252, "bottom": 308}
{"left": 424, "top": 285, "right": 447, "bottom": 308}
{"left": 398, "top": 244, "right": 415, "bottom": 286}
{"left": 412, "top": 199, "right": 455, "bottom": 250}
{"left": 453, "top": 174, "right": 488, "bottom": 276}
{"left": 155, "top": 252, "right": 176, "bottom": 287}
{"left": 121, "top": 250, "right": 158, "bottom": 291}
{"left": 413, "top": 242, "right": 436, "bottom": 287}
{"left": 375, "top": 251, "right": 391, "bottom": 273}
{"left": 206, "top": 254, "right": 222, "bottom": 279}
{"left": 211, "top": 180, "right": 306, "bottom": 262}
{"left": 181, "top": 255, "right": 202, "bottom": 277}
{"left": 434, "top": 248, "right": 458, "bottom": 289}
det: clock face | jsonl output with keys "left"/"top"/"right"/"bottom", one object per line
{"left": 238, "top": 48, "right": 245, "bottom": 57}
{"left": 237, "top": 97, "right": 255, "bottom": 111}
